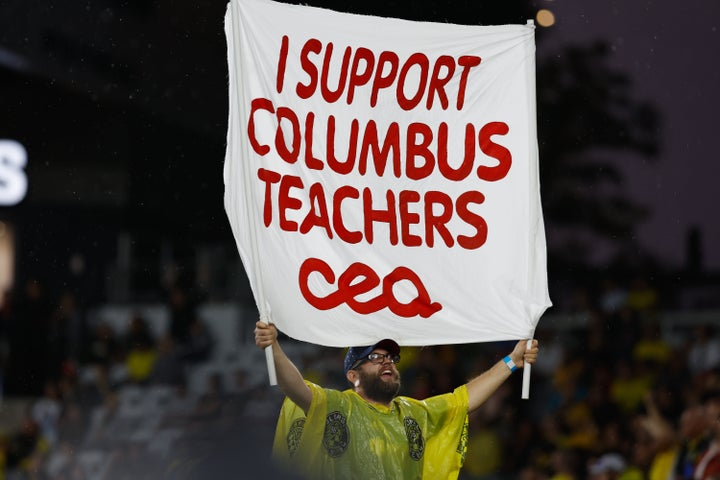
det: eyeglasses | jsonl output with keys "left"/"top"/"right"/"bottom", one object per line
{"left": 353, "top": 352, "right": 401, "bottom": 370}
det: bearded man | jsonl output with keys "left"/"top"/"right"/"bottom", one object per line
{"left": 255, "top": 321, "right": 538, "bottom": 479}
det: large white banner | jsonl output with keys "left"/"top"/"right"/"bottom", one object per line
{"left": 224, "top": 0, "right": 551, "bottom": 347}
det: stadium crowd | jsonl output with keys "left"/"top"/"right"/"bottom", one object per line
{"left": 0, "top": 272, "right": 718, "bottom": 479}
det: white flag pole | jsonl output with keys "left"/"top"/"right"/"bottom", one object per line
{"left": 523, "top": 21, "right": 538, "bottom": 400}
{"left": 521, "top": 339, "right": 532, "bottom": 399}
{"left": 227, "top": 1, "right": 277, "bottom": 386}
{"left": 259, "top": 304, "right": 278, "bottom": 386}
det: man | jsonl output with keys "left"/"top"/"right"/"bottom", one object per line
{"left": 694, "top": 389, "right": 720, "bottom": 480}
{"left": 255, "top": 321, "right": 539, "bottom": 479}
{"left": 671, "top": 403, "right": 710, "bottom": 479}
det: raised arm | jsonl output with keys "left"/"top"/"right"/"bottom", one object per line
{"left": 466, "top": 339, "right": 538, "bottom": 413}
{"left": 254, "top": 321, "right": 312, "bottom": 413}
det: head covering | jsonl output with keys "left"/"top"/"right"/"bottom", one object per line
{"left": 589, "top": 453, "right": 626, "bottom": 476}
{"left": 344, "top": 339, "right": 400, "bottom": 375}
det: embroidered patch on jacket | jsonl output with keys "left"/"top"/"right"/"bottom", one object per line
{"left": 322, "top": 411, "right": 349, "bottom": 457}
{"left": 404, "top": 417, "right": 425, "bottom": 461}
{"left": 287, "top": 418, "right": 306, "bottom": 457}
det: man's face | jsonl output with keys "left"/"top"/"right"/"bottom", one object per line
{"left": 356, "top": 349, "right": 401, "bottom": 404}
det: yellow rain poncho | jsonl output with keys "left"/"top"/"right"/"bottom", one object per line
{"left": 273, "top": 381, "right": 469, "bottom": 479}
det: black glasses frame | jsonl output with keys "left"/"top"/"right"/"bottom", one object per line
{"left": 351, "top": 352, "right": 401, "bottom": 370}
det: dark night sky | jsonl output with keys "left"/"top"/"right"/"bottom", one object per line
{"left": 540, "top": 0, "right": 720, "bottom": 269}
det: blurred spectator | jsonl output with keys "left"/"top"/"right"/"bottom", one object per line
{"left": 694, "top": 390, "right": 720, "bottom": 479}
{"left": 123, "top": 313, "right": 157, "bottom": 383}
{"left": 519, "top": 466, "right": 550, "bottom": 480}
{"left": 549, "top": 349, "right": 587, "bottom": 416}
{"left": 599, "top": 278, "right": 628, "bottom": 315}
{"left": 610, "top": 360, "right": 653, "bottom": 414}
{"left": 548, "top": 449, "right": 581, "bottom": 480}
{"left": 31, "top": 381, "right": 62, "bottom": 448}
{"left": 149, "top": 334, "right": 186, "bottom": 388}
{"left": 588, "top": 453, "right": 627, "bottom": 480}
{"left": 124, "top": 313, "right": 155, "bottom": 350}
{"left": 687, "top": 325, "right": 720, "bottom": 376}
{"left": 585, "top": 311, "right": 617, "bottom": 370}
{"left": 56, "top": 401, "right": 86, "bottom": 447}
{"left": 220, "top": 368, "right": 255, "bottom": 417}
{"left": 606, "top": 307, "right": 643, "bottom": 364}
{"left": 178, "top": 317, "right": 213, "bottom": 364}
{"left": 637, "top": 393, "right": 678, "bottom": 480}
{"left": 82, "top": 321, "right": 120, "bottom": 367}
{"left": 669, "top": 403, "right": 710, "bottom": 479}
{"left": 168, "top": 285, "right": 198, "bottom": 344}
{"left": 194, "top": 372, "right": 226, "bottom": 419}
{"left": 53, "top": 290, "right": 86, "bottom": 361}
{"left": 77, "top": 363, "right": 108, "bottom": 400}
{"left": 46, "top": 291, "right": 85, "bottom": 382}
{"left": 626, "top": 276, "right": 659, "bottom": 316}
{"left": 633, "top": 321, "right": 671, "bottom": 365}
{"left": 4, "top": 413, "right": 47, "bottom": 475}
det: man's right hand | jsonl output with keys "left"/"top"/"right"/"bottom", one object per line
{"left": 254, "top": 320, "right": 312, "bottom": 413}
{"left": 255, "top": 321, "right": 278, "bottom": 349}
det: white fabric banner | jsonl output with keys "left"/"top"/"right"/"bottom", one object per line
{"left": 224, "top": 0, "right": 551, "bottom": 347}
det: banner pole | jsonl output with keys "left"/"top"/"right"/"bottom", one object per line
{"left": 521, "top": 339, "right": 532, "bottom": 399}
{"left": 227, "top": 1, "right": 277, "bottom": 385}
{"left": 259, "top": 305, "right": 278, "bottom": 386}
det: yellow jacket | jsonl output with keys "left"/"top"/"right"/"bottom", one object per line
{"left": 273, "top": 381, "right": 469, "bottom": 479}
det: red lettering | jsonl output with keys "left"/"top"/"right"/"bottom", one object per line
{"left": 257, "top": 168, "right": 281, "bottom": 227}
{"left": 287, "top": 39, "right": 480, "bottom": 111}
{"left": 298, "top": 258, "right": 345, "bottom": 309}
{"left": 363, "top": 187, "right": 398, "bottom": 245}
{"left": 426, "top": 55, "right": 455, "bottom": 110}
{"left": 456, "top": 55, "right": 482, "bottom": 110}
{"left": 276, "top": 35, "right": 289, "bottom": 94}
{"left": 303, "top": 112, "right": 324, "bottom": 170}
{"left": 320, "top": 43, "right": 351, "bottom": 103}
{"left": 275, "top": 107, "right": 301, "bottom": 164}
{"left": 456, "top": 191, "right": 487, "bottom": 249}
{"left": 358, "top": 121, "right": 401, "bottom": 177}
{"left": 296, "top": 38, "right": 322, "bottom": 99}
{"left": 477, "top": 122, "right": 511, "bottom": 181}
{"left": 339, "top": 263, "right": 385, "bottom": 314}
{"left": 423, "top": 191, "right": 455, "bottom": 248}
{"left": 327, "top": 116, "right": 359, "bottom": 175}
{"left": 298, "top": 258, "right": 442, "bottom": 318}
{"left": 347, "top": 47, "right": 375, "bottom": 105}
{"left": 397, "top": 53, "right": 429, "bottom": 111}
{"left": 399, "top": 190, "right": 422, "bottom": 247}
{"left": 278, "top": 174, "right": 304, "bottom": 231}
{"left": 406, "top": 122, "right": 434, "bottom": 180}
{"left": 299, "top": 182, "right": 333, "bottom": 238}
{"left": 332, "top": 186, "right": 362, "bottom": 244}
{"left": 254, "top": 170, "right": 489, "bottom": 251}
{"left": 437, "top": 123, "right": 475, "bottom": 181}
{"left": 247, "top": 98, "right": 274, "bottom": 156}
{"left": 370, "top": 51, "right": 399, "bottom": 107}
{"left": 383, "top": 266, "right": 442, "bottom": 318}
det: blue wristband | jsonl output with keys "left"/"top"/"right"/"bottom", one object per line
{"left": 503, "top": 355, "right": 517, "bottom": 373}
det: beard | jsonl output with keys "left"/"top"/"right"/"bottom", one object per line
{"left": 358, "top": 368, "right": 401, "bottom": 404}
